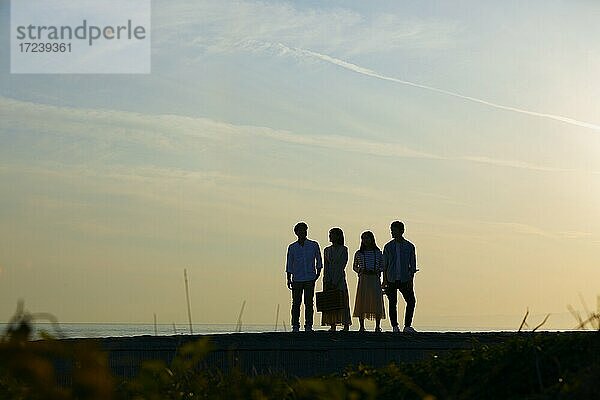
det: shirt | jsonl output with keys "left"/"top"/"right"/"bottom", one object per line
{"left": 286, "top": 239, "right": 322, "bottom": 282}
{"left": 323, "top": 245, "right": 349, "bottom": 290}
{"left": 395, "top": 241, "right": 402, "bottom": 274}
{"left": 352, "top": 249, "right": 384, "bottom": 273}
{"left": 383, "top": 238, "right": 416, "bottom": 282}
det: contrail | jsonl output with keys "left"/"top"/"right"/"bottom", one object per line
{"left": 277, "top": 43, "right": 600, "bottom": 131}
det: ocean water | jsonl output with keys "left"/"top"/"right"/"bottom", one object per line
{"left": 0, "top": 323, "right": 279, "bottom": 339}
{"left": 0, "top": 311, "right": 580, "bottom": 339}
{"left": 0, "top": 322, "right": 558, "bottom": 340}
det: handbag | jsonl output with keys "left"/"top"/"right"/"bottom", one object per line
{"left": 316, "top": 289, "right": 345, "bottom": 312}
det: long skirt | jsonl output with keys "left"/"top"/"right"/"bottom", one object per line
{"left": 353, "top": 274, "right": 386, "bottom": 320}
{"left": 321, "top": 287, "right": 352, "bottom": 326}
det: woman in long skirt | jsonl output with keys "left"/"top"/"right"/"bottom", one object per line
{"left": 353, "top": 231, "right": 385, "bottom": 332}
{"left": 321, "top": 227, "right": 352, "bottom": 331}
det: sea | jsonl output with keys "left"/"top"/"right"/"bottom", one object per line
{"left": 0, "top": 322, "right": 578, "bottom": 340}
{"left": 0, "top": 323, "right": 278, "bottom": 339}
{"left": 0, "top": 312, "right": 580, "bottom": 339}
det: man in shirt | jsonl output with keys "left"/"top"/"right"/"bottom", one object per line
{"left": 383, "top": 221, "right": 418, "bottom": 333}
{"left": 286, "top": 222, "right": 322, "bottom": 332}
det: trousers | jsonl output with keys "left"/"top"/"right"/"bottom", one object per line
{"left": 386, "top": 279, "right": 416, "bottom": 327}
{"left": 291, "top": 280, "right": 315, "bottom": 329}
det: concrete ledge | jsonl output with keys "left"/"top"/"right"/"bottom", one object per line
{"left": 55, "top": 331, "right": 590, "bottom": 378}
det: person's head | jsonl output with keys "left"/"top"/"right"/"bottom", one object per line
{"left": 294, "top": 222, "right": 308, "bottom": 240}
{"left": 359, "top": 231, "right": 378, "bottom": 252}
{"left": 390, "top": 221, "right": 405, "bottom": 239}
{"left": 329, "top": 227, "right": 344, "bottom": 246}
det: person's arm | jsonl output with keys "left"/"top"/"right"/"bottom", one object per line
{"left": 337, "top": 247, "right": 349, "bottom": 287}
{"left": 377, "top": 251, "right": 384, "bottom": 272}
{"left": 323, "top": 247, "right": 331, "bottom": 289}
{"left": 315, "top": 242, "right": 322, "bottom": 279}
{"left": 411, "top": 245, "right": 418, "bottom": 274}
{"left": 382, "top": 245, "right": 389, "bottom": 287}
{"left": 341, "top": 247, "right": 349, "bottom": 269}
{"left": 286, "top": 246, "right": 293, "bottom": 289}
{"left": 352, "top": 252, "right": 361, "bottom": 274}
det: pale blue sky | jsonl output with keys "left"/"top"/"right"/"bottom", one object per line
{"left": 1, "top": 0, "right": 599, "bottom": 329}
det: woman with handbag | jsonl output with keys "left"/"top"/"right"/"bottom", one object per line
{"left": 321, "top": 227, "right": 352, "bottom": 331}
{"left": 353, "top": 231, "right": 386, "bottom": 332}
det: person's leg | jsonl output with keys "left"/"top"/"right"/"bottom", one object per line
{"left": 375, "top": 317, "right": 381, "bottom": 332}
{"left": 343, "top": 288, "right": 352, "bottom": 328}
{"left": 399, "top": 280, "right": 416, "bottom": 328}
{"left": 291, "top": 282, "right": 302, "bottom": 331}
{"left": 304, "top": 280, "right": 315, "bottom": 330}
{"left": 359, "top": 317, "right": 365, "bottom": 331}
{"left": 386, "top": 281, "right": 399, "bottom": 328}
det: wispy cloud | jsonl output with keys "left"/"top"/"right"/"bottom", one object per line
{"left": 257, "top": 126, "right": 576, "bottom": 172}
{"left": 422, "top": 218, "right": 596, "bottom": 242}
{"left": 488, "top": 221, "right": 557, "bottom": 238}
{"left": 0, "top": 96, "right": 586, "bottom": 174}
{"left": 458, "top": 156, "right": 575, "bottom": 173}
{"left": 272, "top": 43, "right": 600, "bottom": 132}
{"left": 557, "top": 231, "right": 593, "bottom": 240}
{"left": 481, "top": 221, "right": 593, "bottom": 240}
{"left": 0, "top": 161, "right": 383, "bottom": 209}
{"left": 154, "top": 1, "right": 458, "bottom": 56}
{"left": 254, "top": 127, "right": 443, "bottom": 160}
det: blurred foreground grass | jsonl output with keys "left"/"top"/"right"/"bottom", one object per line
{"left": 1, "top": 312, "right": 599, "bottom": 399}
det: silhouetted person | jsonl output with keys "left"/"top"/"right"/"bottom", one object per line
{"left": 352, "top": 231, "right": 385, "bottom": 332}
{"left": 383, "top": 221, "right": 418, "bottom": 333}
{"left": 286, "top": 222, "right": 322, "bottom": 332}
{"left": 321, "top": 227, "right": 351, "bottom": 331}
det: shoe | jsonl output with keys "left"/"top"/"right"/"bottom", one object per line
{"left": 328, "top": 326, "right": 337, "bottom": 332}
{"left": 403, "top": 326, "right": 417, "bottom": 333}
{"left": 292, "top": 326, "right": 300, "bottom": 333}
{"left": 392, "top": 326, "right": 400, "bottom": 333}
{"left": 305, "top": 326, "right": 313, "bottom": 332}
{"left": 375, "top": 327, "right": 382, "bottom": 333}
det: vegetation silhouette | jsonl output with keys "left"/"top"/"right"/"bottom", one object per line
{"left": 1, "top": 299, "right": 599, "bottom": 399}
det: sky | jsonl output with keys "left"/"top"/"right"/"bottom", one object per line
{"left": 1, "top": 0, "right": 599, "bottom": 330}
